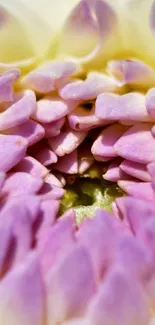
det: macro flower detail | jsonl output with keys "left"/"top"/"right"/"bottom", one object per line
{"left": 0, "top": 0, "right": 155, "bottom": 324}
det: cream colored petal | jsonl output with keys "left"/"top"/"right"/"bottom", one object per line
{"left": 0, "top": 0, "right": 51, "bottom": 64}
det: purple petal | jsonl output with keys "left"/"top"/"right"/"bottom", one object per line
{"left": 35, "top": 145, "right": 58, "bottom": 166}
{"left": 88, "top": 267, "right": 149, "bottom": 325}
{"left": 58, "top": 0, "right": 117, "bottom": 64}
{"left": 46, "top": 245, "right": 96, "bottom": 324}
{"left": 39, "top": 182, "right": 65, "bottom": 200}
{"left": 38, "top": 210, "right": 76, "bottom": 274}
{"left": 0, "top": 172, "right": 5, "bottom": 190}
{"left": 7, "top": 120, "right": 45, "bottom": 146}
{"left": 0, "top": 225, "right": 12, "bottom": 277}
{"left": 145, "top": 87, "right": 155, "bottom": 117}
{"left": 68, "top": 104, "right": 107, "bottom": 131}
{"left": 23, "top": 60, "right": 80, "bottom": 93}
{"left": 78, "top": 209, "right": 119, "bottom": 279}
{"left": 13, "top": 156, "right": 48, "bottom": 179}
{"left": 37, "top": 199, "right": 60, "bottom": 239}
{"left": 96, "top": 92, "right": 152, "bottom": 122}
{"left": 118, "top": 181, "right": 155, "bottom": 201}
{"left": 53, "top": 150, "right": 78, "bottom": 174}
{"left": 78, "top": 145, "right": 94, "bottom": 174}
{"left": 0, "top": 135, "right": 27, "bottom": 172}
{"left": 0, "top": 252, "right": 45, "bottom": 325}
{"left": 48, "top": 129, "right": 87, "bottom": 157}
{"left": 92, "top": 123, "right": 128, "bottom": 159}
{"left": 108, "top": 59, "right": 155, "bottom": 88}
{"left": 120, "top": 160, "right": 151, "bottom": 182}
{"left": 103, "top": 158, "right": 128, "bottom": 182}
{"left": 0, "top": 90, "right": 36, "bottom": 130}
{"left": 60, "top": 72, "right": 119, "bottom": 101}
{"left": 33, "top": 96, "right": 75, "bottom": 123}
{"left": 1, "top": 172, "right": 43, "bottom": 196}
{"left": 0, "top": 69, "right": 20, "bottom": 102}
{"left": 114, "top": 197, "right": 155, "bottom": 234}
{"left": 114, "top": 123, "right": 155, "bottom": 164}
{"left": 42, "top": 117, "right": 65, "bottom": 138}
{"left": 44, "top": 173, "right": 63, "bottom": 188}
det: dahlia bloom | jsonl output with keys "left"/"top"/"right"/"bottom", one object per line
{"left": 1, "top": 0, "right": 155, "bottom": 324}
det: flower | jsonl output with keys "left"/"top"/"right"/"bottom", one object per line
{"left": 0, "top": 0, "right": 155, "bottom": 324}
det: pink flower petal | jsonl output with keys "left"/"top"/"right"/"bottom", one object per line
{"left": 0, "top": 90, "right": 36, "bottom": 130}
{"left": 54, "top": 150, "right": 78, "bottom": 174}
{"left": 120, "top": 160, "right": 151, "bottom": 182}
{"left": 0, "top": 252, "right": 45, "bottom": 325}
{"left": 68, "top": 104, "right": 107, "bottom": 131}
{"left": 33, "top": 96, "right": 75, "bottom": 123}
{"left": 37, "top": 199, "right": 60, "bottom": 239}
{"left": 39, "top": 182, "right": 65, "bottom": 200}
{"left": 92, "top": 123, "right": 128, "bottom": 159}
{"left": 88, "top": 267, "right": 149, "bottom": 325}
{"left": 114, "top": 197, "right": 155, "bottom": 234}
{"left": 0, "top": 69, "right": 20, "bottom": 102}
{"left": 7, "top": 120, "right": 45, "bottom": 146}
{"left": 38, "top": 210, "right": 76, "bottom": 275}
{"left": 0, "top": 135, "right": 28, "bottom": 172}
{"left": 114, "top": 123, "right": 155, "bottom": 164}
{"left": 78, "top": 145, "right": 94, "bottom": 174}
{"left": 0, "top": 172, "right": 5, "bottom": 190}
{"left": 44, "top": 173, "right": 63, "bottom": 188}
{"left": 58, "top": 0, "right": 117, "bottom": 64}
{"left": 118, "top": 181, "right": 155, "bottom": 201}
{"left": 48, "top": 129, "right": 87, "bottom": 157}
{"left": 42, "top": 117, "right": 65, "bottom": 138}
{"left": 145, "top": 87, "right": 155, "bottom": 117}
{"left": 23, "top": 60, "right": 79, "bottom": 93}
{"left": 96, "top": 92, "right": 152, "bottom": 122}
{"left": 78, "top": 209, "right": 118, "bottom": 279}
{"left": 46, "top": 245, "right": 96, "bottom": 324}
{"left": 0, "top": 225, "right": 12, "bottom": 277}
{"left": 35, "top": 145, "right": 58, "bottom": 166}
{"left": 108, "top": 59, "right": 155, "bottom": 88}
{"left": 1, "top": 172, "right": 43, "bottom": 196}
{"left": 13, "top": 156, "right": 48, "bottom": 178}
{"left": 60, "top": 72, "right": 119, "bottom": 101}
{"left": 103, "top": 158, "right": 128, "bottom": 182}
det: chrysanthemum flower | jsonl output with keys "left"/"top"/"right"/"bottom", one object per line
{"left": 1, "top": 0, "right": 155, "bottom": 324}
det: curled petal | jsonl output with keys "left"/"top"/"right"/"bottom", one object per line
{"left": 23, "top": 60, "right": 80, "bottom": 93}
{"left": 48, "top": 129, "right": 87, "bottom": 157}
{"left": 14, "top": 156, "right": 48, "bottom": 179}
{"left": 37, "top": 199, "right": 60, "bottom": 239}
{"left": 0, "top": 252, "right": 45, "bottom": 325}
{"left": 68, "top": 104, "right": 107, "bottom": 131}
{"left": 0, "top": 135, "right": 27, "bottom": 172}
{"left": 33, "top": 96, "right": 75, "bottom": 123}
{"left": 46, "top": 245, "right": 96, "bottom": 324}
{"left": 57, "top": 0, "right": 117, "bottom": 66}
{"left": 0, "top": 90, "right": 36, "bottom": 131}
{"left": 6, "top": 120, "right": 45, "bottom": 146}
{"left": 118, "top": 180, "right": 155, "bottom": 201}
{"left": 120, "top": 160, "right": 151, "bottom": 182}
{"left": 0, "top": 69, "right": 20, "bottom": 102}
{"left": 92, "top": 124, "right": 128, "bottom": 159}
{"left": 60, "top": 72, "right": 119, "bottom": 101}
{"left": 114, "top": 123, "right": 155, "bottom": 164}
{"left": 108, "top": 59, "right": 155, "bottom": 88}
{"left": 1, "top": 172, "right": 43, "bottom": 196}
{"left": 78, "top": 144, "right": 94, "bottom": 174}
{"left": 96, "top": 92, "right": 152, "bottom": 122}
